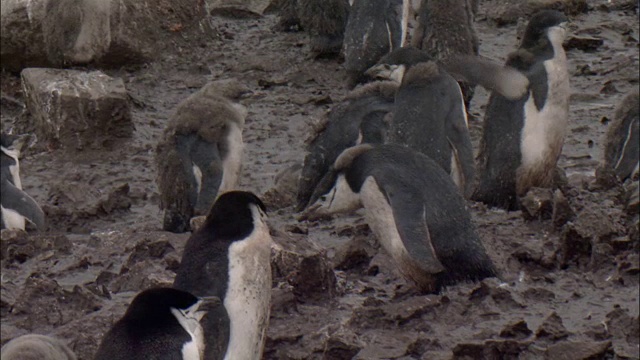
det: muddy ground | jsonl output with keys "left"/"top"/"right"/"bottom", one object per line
{"left": 1, "top": 1, "right": 639, "bottom": 359}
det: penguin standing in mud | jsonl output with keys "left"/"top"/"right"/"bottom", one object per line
{"left": 1, "top": 133, "right": 45, "bottom": 231}
{"left": 342, "top": 0, "right": 404, "bottom": 86}
{"left": 1, "top": 334, "right": 76, "bottom": 360}
{"left": 600, "top": 90, "right": 639, "bottom": 182}
{"left": 173, "top": 191, "right": 273, "bottom": 360}
{"left": 366, "top": 48, "right": 476, "bottom": 197}
{"left": 156, "top": 79, "right": 250, "bottom": 233}
{"left": 472, "top": 10, "right": 570, "bottom": 210}
{"left": 411, "top": 0, "right": 479, "bottom": 106}
{"left": 304, "top": 144, "right": 497, "bottom": 293}
{"left": 297, "top": 80, "right": 397, "bottom": 211}
{"left": 94, "top": 287, "right": 216, "bottom": 360}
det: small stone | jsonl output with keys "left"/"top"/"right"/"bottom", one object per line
{"left": 559, "top": 224, "right": 592, "bottom": 269}
{"left": 563, "top": 36, "right": 604, "bottom": 52}
{"left": 21, "top": 68, "right": 133, "bottom": 151}
{"left": 206, "top": 0, "right": 272, "bottom": 17}
{"left": 520, "top": 187, "right": 554, "bottom": 220}
{"left": 271, "top": 230, "right": 337, "bottom": 301}
{"left": 545, "top": 341, "right": 611, "bottom": 360}
{"left": 332, "top": 234, "right": 377, "bottom": 271}
{"left": 552, "top": 190, "right": 575, "bottom": 228}
{"left": 500, "top": 319, "right": 533, "bottom": 340}
{"left": 536, "top": 312, "right": 570, "bottom": 341}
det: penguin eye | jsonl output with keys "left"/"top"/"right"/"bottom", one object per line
{"left": 320, "top": 195, "right": 327, "bottom": 202}
{"left": 383, "top": 64, "right": 391, "bottom": 70}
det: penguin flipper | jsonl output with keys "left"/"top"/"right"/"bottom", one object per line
{"left": 381, "top": 181, "right": 445, "bottom": 274}
{"left": 442, "top": 55, "right": 530, "bottom": 100}
{"left": 191, "top": 139, "right": 223, "bottom": 216}
{"left": 1, "top": 181, "right": 45, "bottom": 230}
{"left": 613, "top": 117, "right": 639, "bottom": 181}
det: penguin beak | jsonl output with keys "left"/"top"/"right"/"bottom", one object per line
{"left": 239, "top": 89, "right": 254, "bottom": 99}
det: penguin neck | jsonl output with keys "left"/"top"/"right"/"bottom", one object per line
{"left": 222, "top": 207, "right": 272, "bottom": 360}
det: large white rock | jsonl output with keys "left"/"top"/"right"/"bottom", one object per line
{"left": 21, "top": 68, "right": 133, "bottom": 151}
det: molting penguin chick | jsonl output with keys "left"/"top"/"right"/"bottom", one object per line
{"left": 304, "top": 144, "right": 497, "bottom": 293}
{"left": 342, "top": 0, "right": 404, "bottom": 86}
{"left": 156, "top": 79, "right": 250, "bottom": 233}
{"left": 472, "top": 10, "right": 570, "bottom": 210}
{"left": 1, "top": 334, "right": 76, "bottom": 360}
{"left": 173, "top": 191, "right": 272, "bottom": 360}
{"left": 95, "top": 287, "right": 216, "bottom": 360}
{"left": 599, "top": 90, "right": 639, "bottom": 183}
{"left": 1, "top": 133, "right": 45, "bottom": 231}
{"left": 369, "top": 51, "right": 476, "bottom": 197}
{"left": 295, "top": 0, "right": 351, "bottom": 57}
{"left": 297, "top": 80, "right": 397, "bottom": 211}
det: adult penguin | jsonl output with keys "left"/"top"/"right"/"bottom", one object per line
{"left": 303, "top": 144, "right": 497, "bottom": 293}
{"left": 472, "top": 10, "right": 570, "bottom": 210}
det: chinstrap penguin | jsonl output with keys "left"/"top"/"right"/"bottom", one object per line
{"left": 304, "top": 144, "right": 497, "bottom": 293}
{"left": 173, "top": 191, "right": 273, "bottom": 360}
{"left": 156, "top": 79, "right": 250, "bottom": 233}
{"left": 367, "top": 52, "right": 476, "bottom": 197}
{"left": 297, "top": 80, "right": 397, "bottom": 211}
{"left": 342, "top": 0, "right": 404, "bottom": 86}
{"left": 472, "top": 10, "right": 570, "bottom": 210}
{"left": 599, "top": 90, "right": 639, "bottom": 183}
{"left": 1, "top": 133, "right": 45, "bottom": 231}
{"left": 94, "top": 287, "right": 216, "bottom": 360}
{"left": 1, "top": 334, "right": 77, "bottom": 360}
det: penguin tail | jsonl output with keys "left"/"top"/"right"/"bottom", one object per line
{"left": 441, "top": 55, "right": 530, "bottom": 100}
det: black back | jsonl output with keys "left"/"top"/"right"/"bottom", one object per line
{"left": 376, "top": 46, "right": 434, "bottom": 67}
{"left": 473, "top": 10, "right": 567, "bottom": 210}
{"left": 297, "top": 93, "right": 393, "bottom": 211}
{"left": 391, "top": 66, "right": 464, "bottom": 174}
{"left": 173, "top": 191, "right": 266, "bottom": 299}
{"left": 604, "top": 91, "right": 640, "bottom": 181}
{"left": 342, "top": 145, "right": 497, "bottom": 288}
{"left": 94, "top": 288, "right": 199, "bottom": 360}
{"left": 343, "top": 0, "right": 403, "bottom": 85}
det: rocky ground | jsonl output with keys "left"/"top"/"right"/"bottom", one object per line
{"left": 1, "top": 0, "right": 639, "bottom": 359}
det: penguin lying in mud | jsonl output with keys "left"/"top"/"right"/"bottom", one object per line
{"left": 173, "top": 191, "right": 273, "bottom": 360}
{"left": 1, "top": 133, "right": 45, "bottom": 231}
{"left": 600, "top": 90, "right": 639, "bottom": 182}
{"left": 278, "top": 0, "right": 350, "bottom": 57}
{"left": 156, "top": 79, "right": 250, "bottom": 233}
{"left": 342, "top": 0, "right": 404, "bottom": 86}
{"left": 94, "top": 287, "right": 217, "bottom": 360}
{"left": 297, "top": 80, "right": 397, "bottom": 211}
{"left": 303, "top": 144, "right": 497, "bottom": 293}
{"left": 471, "top": 10, "right": 570, "bottom": 210}
{"left": 1, "top": 334, "right": 76, "bottom": 360}
{"left": 411, "top": 0, "right": 479, "bottom": 106}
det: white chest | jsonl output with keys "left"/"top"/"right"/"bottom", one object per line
{"left": 219, "top": 123, "right": 244, "bottom": 194}
{"left": 223, "top": 213, "right": 272, "bottom": 360}
{"left": 2, "top": 205, "right": 26, "bottom": 230}
{"left": 171, "top": 301, "right": 207, "bottom": 360}
{"left": 520, "top": 29, "right": 569, "bottom": 167}
{"left": 360, "top": 177, "right": 408, "bottom": 263}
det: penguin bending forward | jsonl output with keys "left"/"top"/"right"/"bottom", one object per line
{"left": 297, "top": 80, "right": 397, "bottom": 211}
{"left": 472, "top": 10, "right": 570, "bottom": 210}
{"left": 95, "top": 287, "right": 216, "bottom": 360}
{"left": 304, "top": 144, "right": 497, "bottom": 293}
{"left": 1, "top": 133, "right": 45, "bottom": 231}
{"left": 173, "top": 191, "right": 273, "bottom": 360}
{"left": 342, "top": 0, "right": 404, "bottom": 86}
{"left": 1, "top": 334, "right": 76, "bottom": 360}
{"left": 156, "top": 79, "right": 250, "bottom": 233}
{"left": 600, "top": 90, "right": 639, "bottom": 182}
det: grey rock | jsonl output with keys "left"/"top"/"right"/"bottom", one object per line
{"left": 206, "top": 0, "right": 273, "bottom": 17}
{"left": 0, "top": 0, "right": 49, "bottom": 72}
{"left": 21, "top": 68, "right": 133, "bottom": 151}
{"left": 545, "top": 340, "right": 611, "bottom": 360}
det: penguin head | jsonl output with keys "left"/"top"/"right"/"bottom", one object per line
{"left": 365, "top": 47, "right": 433, "bottom": 84}
{"left": 520, "top": 10, "right": 569, "bottom": 49}
{"left": 303, "top": 145, "right": 373, "bottom": 219}
{"left": 201, "top": 191, "right": 268, "bottom": 241}
{"left": 199, "top": 79, "right": 252, "bottom": 101}
{"left": 123, "top": 287, "right": 201, "bottom": 324}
